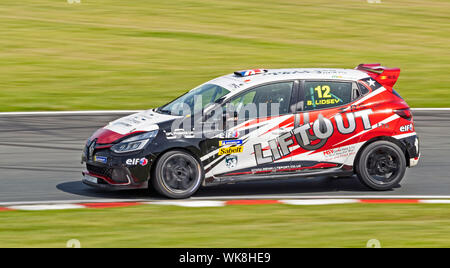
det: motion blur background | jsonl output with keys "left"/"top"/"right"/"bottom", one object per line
{"left": 1, "top": 0, "right": 449, "bottom": 111}
{"left": 0, "top": 0, "right": 450, "bottom": 248}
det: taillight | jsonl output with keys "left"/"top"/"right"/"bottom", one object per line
{"left": 394, "top": 108, "right": 412, "bottom": 120}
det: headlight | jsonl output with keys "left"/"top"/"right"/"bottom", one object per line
{"left": 111, "top": 130, "right": 158, "bottom": 154}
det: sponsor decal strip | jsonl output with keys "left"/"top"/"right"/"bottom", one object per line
{"left": 1, "top": 199, "right": 450, "bottom": 211}
{"left": 222, "top": 163, "right": 338, "bottom": 177}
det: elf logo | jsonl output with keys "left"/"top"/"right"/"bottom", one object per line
{"left": 126, "top": 158, "right": 149, "bottom": 166}
{"left": 400, "top": 124, "right": 413, "bottom": 132}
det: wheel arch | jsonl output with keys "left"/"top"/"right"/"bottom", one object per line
{"left": 150, "top": 146, "right": 204, "bottom": 182}
{"left": 353, "top": 136, "right": 410, "bottom": 172}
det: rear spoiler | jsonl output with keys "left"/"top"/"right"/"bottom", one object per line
{"left": 355, "top": 63, "right": 400, "bottom": 90}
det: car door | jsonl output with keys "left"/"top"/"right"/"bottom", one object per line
{"left": 207, "top": 81, "right": 297, "bottom": 178}
{"left": 288, "top": 80, "right": 359, "bottom": 173}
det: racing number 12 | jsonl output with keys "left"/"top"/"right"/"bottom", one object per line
{"left": 314, "top": 85, "right": 331, "bottom": 98}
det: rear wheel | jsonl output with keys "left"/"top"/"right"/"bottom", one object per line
{"left": 356, "top": 141, "right": 406, "bottom": 191}
{"left": 152, "top": 150, "right": 204, "bottom": 199}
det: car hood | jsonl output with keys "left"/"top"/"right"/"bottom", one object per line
{"left": 90, "top": 109, "right": 180, "bottom": 144}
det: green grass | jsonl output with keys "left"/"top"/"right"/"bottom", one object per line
{"left": 1, "top": 203, "right": 450, "bottom": 247}
{"left": 0, "top": 0, "right": 448, "bottom": 111}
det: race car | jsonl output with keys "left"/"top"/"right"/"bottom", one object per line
{"left": 82, "top": 64, "right": 420, "bottom": 198}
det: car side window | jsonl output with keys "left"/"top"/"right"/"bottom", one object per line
{"left": 193, "top": 85, "right": 230, "bottom": 113}
{"left": 303, "top": 81, "right": 353, "bottom": 111}
{"left": 357, "top": 82, "right": 370, "bottom": 95}
{"left": 226, "top": 82, "right": 293, "bottom": 119}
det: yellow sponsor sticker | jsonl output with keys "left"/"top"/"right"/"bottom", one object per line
{"left": 218, "top": 146, "right": 244, "bottom": 155}
{"left": 307, "top": 99, "right": 340, "bottom": 106}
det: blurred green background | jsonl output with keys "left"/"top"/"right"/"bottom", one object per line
{"left": 0, "top": 0, "right": 448, "bottom": 111}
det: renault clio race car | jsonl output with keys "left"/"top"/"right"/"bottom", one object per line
{"left": 82, "top": 64, "right": 420, "bottom": 198}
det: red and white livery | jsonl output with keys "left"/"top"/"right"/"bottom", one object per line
{"left": 82, "top": 64, "right": 420, "bottom": 198}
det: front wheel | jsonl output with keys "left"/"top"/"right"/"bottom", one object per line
{"left": 356, "top": 141, "right": 406, "bottom": 191}
{"left": 152, "top": 150, "right": 204, "bottom": 199}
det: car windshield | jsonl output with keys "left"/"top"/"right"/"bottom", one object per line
{"left": 157, "top": 84, "right": 230, "bottom": 116}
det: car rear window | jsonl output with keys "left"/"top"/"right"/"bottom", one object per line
{"left": 357, "top": 82, "right": 370, "bottom": 95}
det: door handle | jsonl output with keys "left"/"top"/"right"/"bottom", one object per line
{"left": 272, "top": 127, "right": 288, "bottom": 135}
{"left": 294, "top": 114, "right": 301, "bottom": 128}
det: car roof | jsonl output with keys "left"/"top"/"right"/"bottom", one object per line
{"left": 207, "top": 68, "right": 371, "bottom": 92}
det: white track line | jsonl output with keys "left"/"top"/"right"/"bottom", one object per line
{"left": 412, "top": 108, "right": 450, "bottom": 111}
{"left": 191, "top": 195, "right": 450, "bottom": 200}
{"left": 1, "top": 196, "right": 450, "bottom": 206}
{"left": 281, "top": 199, "right": 359, "bottom": 205}
{"left": 0, "top": 108, "right": 447, "bottom": 116}
{"left": 0, "top": 199, "right": 152, "bottom": 206}
{"left": 419, "top": 200, "right": 450, "bottom": 204}
{"left": 8, "top": 204, "right": 85, "bottom": 211}
{"left": 143, "top": 201, "right": 226, "bottom": 207}
{"left": 0, "top": 110, "right": 142, "bottom": 116}
{"left": 2, "top": 198, "right": 450, "bottom": 210}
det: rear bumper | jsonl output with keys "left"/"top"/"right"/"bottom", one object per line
{"left": 397, "top": 134, "right": 420, "bottom": 167}
{"left": 409, "top": 153, "right": 420, "bottom": 167}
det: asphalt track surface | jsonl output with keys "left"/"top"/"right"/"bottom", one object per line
{"left": 0, "top": 110, "right": 449, "bottom": 203}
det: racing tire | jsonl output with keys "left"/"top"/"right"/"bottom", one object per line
{"left": 356, "top": 140, "right": 406, "bottom": 191}
{"left": 152, "top": 150, "right": 204, "bottom": 199}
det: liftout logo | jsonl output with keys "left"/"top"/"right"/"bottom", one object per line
{"left": 254, "top": 109, "right": 373, "bottom": 165}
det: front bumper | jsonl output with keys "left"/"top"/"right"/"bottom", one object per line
{"left": 82, "top": 171, "right": 148, "bottom": 190}
{"left": 81, "top": 144, "right": 156, "bottom": 190}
